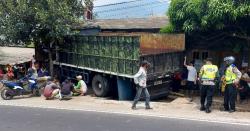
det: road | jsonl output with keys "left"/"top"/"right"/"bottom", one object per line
{"left": 0, "top": 105, "right": 249, "bottom": 131}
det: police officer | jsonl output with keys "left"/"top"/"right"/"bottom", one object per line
{"left": 223, "top": 56, "right": 242, "bottom": 113}
{"left": 199, "top": 58, "right": 218, "bottom": 113}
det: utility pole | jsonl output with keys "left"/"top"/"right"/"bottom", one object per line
{"left": 83, "top": 0, "right": 94, "bottom": 20}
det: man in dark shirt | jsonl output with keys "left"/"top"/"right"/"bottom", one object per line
{"left": 38, "top": 66, "right": 49, "bottom": 77}
{"left": 61, "top": 78, "right": 74, "bottom": 96}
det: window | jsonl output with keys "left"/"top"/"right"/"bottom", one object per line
{"left": 192, "top": 51, "right": 209, "bottom": 60}
{"left": 193, "top": 51, "right": 200, "bottom": 60}
{"left": 202, "top": 52, "right": 209, "bottom": 60}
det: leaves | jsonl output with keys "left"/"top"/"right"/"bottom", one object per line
{"left": 0, "top": 0, "right": 84, "bottom": 45}
{"left": 163, "top": 0, "right": 250, "bottom": 37}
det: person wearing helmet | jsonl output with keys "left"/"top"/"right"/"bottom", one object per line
{"left": 223, "top": 56, "right": 242, "bottom": 113}
{"left": 199, "top": 58, "right": 218, "bottom": 113}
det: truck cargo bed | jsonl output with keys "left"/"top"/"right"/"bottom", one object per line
{"left": 56, "top": 34, "right": 185, "bottom": 78}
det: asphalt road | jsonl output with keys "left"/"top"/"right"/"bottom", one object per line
{"left": 0, "top": 105, "right": 249, "bottom": 131}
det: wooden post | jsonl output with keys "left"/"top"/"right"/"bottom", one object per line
{"left": 49, "top": 41, "right": 54, "bottom": 77}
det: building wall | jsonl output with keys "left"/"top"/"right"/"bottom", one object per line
{"left": 186, "top": 47, "right": 250, "bottom": 71}
{"left": 186, "top": 36, "right": 250, "bottom": 70}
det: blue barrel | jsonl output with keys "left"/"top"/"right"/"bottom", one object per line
{"left": 117, "top": 78, "right": 134, "bottom": 100}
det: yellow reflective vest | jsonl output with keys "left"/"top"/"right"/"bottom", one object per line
{"left": 225, "top": 65, "right": 237, "bottom": 84}
{"left": 200, "top": 64, "right": 218, "bottom": 80}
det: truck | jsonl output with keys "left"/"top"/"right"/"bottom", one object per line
{"left": 54, "top": 33, "right": 185, "bottom": 100}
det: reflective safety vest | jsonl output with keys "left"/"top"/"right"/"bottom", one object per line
{"left": 225, "top": 65, "right": 237, "bottom": 84}
{"left": 201, "top": 65, "right": 218, "bottom": 80}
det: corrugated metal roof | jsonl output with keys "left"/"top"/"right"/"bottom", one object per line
{"left": 78, "top": 16, "right": 169, "bottom": 30}
{"left": 0, "top": 47, "right": 34, "bottom": 65}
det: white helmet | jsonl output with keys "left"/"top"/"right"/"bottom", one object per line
{"left": 223, "top": 56, "right": 235, "bottom": 65}
{"left": 76, "top": 75, "right": 82, "bottom": 80}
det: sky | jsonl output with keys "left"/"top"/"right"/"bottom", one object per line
{"left": 93, "top": 0, "right": 170, "bottom": 19}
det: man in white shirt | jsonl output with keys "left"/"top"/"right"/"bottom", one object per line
{"left": 132, "top": 60, "right": 152, "bottom": 110}
{"left": 184, "top": 56, "right": 197, "bottom": 102}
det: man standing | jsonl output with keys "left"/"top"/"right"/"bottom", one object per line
{"left": 184, "top": 56, "right": 197, "bottom": 102}
{"left": 223, "top": 56, "right": 242, "bottom": 113}
{"left": 132, "top": 60, "right": 152, "bottom": 110}
{"left": 199, "top": 58, "right": 218, "bottom": 113}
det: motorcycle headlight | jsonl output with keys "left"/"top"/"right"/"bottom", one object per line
{"left": 28, "top": 80, "right": 36, "bottom": 83}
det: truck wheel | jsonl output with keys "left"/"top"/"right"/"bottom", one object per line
{"left": 92, "top": 75, "right": 110, "bottom": 97}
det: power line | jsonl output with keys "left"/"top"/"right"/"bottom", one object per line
{"left": 99, "top": 2, "right": 168, "bottom": 19}
{"left": 95, "top": 1, "right": 165, "bottom": 14}
{"left": 94, "top": 0, "right": 145, "bottom": 8}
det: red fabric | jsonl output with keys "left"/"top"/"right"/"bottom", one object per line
{"left": 7, "top": 67, "right": 14, "bottom": 79}
{"left": 0, "top": 69, "right": 3, "bottom": 78}
{"left": 174, "top": 72, "right": 182, "bottom": 80}
{"left": 43, "top": 86, "right": 53, "bottom": 98}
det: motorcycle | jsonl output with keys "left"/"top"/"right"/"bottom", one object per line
{"left": 0, "top": 77, "right": 41, "bottom": 100}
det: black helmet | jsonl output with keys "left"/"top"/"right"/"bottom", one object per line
{"left": 224, "top": 56, "right": 235, "bottom": 65}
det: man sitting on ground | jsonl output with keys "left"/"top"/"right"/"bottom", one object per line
{"left": 61, "top": 77, "right": 74, "bottom": 96}
{"left": 74, "top": 75, "right": 87, "bottom": 96}
{"left": 43, "top": 78, "right": 60, "bottom": 100}
{"left": 38, "top": 65, "right": 49, "bottom": 77}
{"left": 240, "top": 67, "right": 250, "bottom": 103}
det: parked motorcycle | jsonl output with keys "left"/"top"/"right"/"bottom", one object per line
{"left": 0, "top": 77, "right": 41, "bottom": 100}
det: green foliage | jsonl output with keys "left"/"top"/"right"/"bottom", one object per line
{"left": 160, "top": 23, "right": 175, "bottom": 33}
{"left": 0, "top": 0, "right": 84, "bottom": 45}
{"left": 163, "top": 0, "right": 250, "bottom": 38}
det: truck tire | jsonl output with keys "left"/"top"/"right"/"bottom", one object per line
{"left": 92, "top": 75, "right": 110, "bottom": 97}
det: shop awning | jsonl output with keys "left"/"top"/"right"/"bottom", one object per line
{"left": 0, "top": 47, "right": 34, "bottom": 66}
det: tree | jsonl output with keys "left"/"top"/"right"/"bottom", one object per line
{"left": 0, "top": 0, "right": 84, "bottom": 76}
{"left": 161, "top": 0, "right": 250, "bottom": 42}
{"left": 84, "top": 0, "right": 94, "bottom": 20}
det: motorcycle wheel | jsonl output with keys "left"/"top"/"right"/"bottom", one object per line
{"left": 1, "top": 87, "right": 14, "bottom": 100}
{"left": 33, "top": 89, "right": 41, "bottom": 97}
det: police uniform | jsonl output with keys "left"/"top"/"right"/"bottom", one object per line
{"left": 224, "top": 64, "right": 242, "bottom": 111}
{"left": 199, "top": 64, "right": 218, "bottom": 111}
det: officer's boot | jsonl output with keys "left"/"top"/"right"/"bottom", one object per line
{"left": 205, "top": 107, "right": 211, "bottom": 113}
{"left": 200, "top": 105, "right": 205, "bottom": 111}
